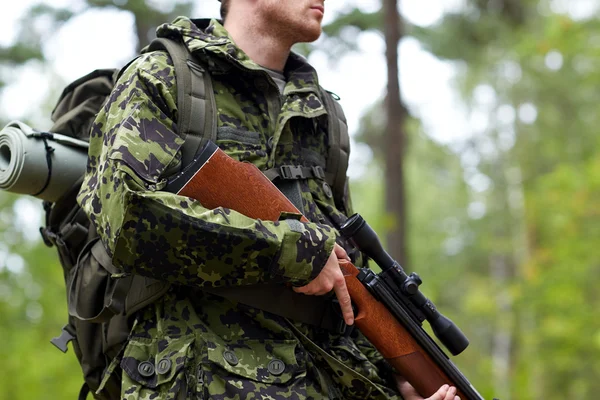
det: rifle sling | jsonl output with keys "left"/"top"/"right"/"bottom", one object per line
{"left": 200, "top": 284, "right": 346, "bottom": 333}
{"left": 286, "top": 319, "right": 392, "bottom": 399}
{"left": 85, "top": 238, "right": 343, "bottom": 332}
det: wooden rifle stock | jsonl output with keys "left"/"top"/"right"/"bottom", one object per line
{"left": 166, "top": 142, "right": 476, "bottom": 399}
{"left": 340, "top": 259, "right": 466, "bottom": 398}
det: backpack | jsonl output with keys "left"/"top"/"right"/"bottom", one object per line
{"left": 40, "top": 35, "right": 350, "bottom": 400}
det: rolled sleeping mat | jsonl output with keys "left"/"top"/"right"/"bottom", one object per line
{"left": 0, "top": 120, "right": 89, "bottom": 202}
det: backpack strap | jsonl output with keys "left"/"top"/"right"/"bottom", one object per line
{"left": 145, "top": 38, "right": 217, "bottom": 167}
{"left": 263, "top": 90, "right": 350, "bottom": 213}
{"left": 320, "top": 89, "right": 350, "bottom": 212}
{"left": 264, "top": 165, "right": 326, "bottom": 181}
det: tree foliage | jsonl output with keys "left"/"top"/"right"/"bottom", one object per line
{"left": 330, "top": 1, "right": 600, "bottom": 398}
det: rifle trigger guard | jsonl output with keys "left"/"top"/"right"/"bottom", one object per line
{"left": 331, "top": 298, "right": 357, "bottom": 336}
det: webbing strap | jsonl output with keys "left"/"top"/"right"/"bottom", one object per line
{"left": 78, "top": 383, "right": 90, "bottom": 400}
{"left": 264, "top": 165, "right": 326, "bottom": 182}
{"left": 321, "top": 90, "right": 350, "bottom": 211}
{"left": 146, "top": 38, "right": 216, "bottom": 168}
{"left": 201, "top": 285, "right": 345, "bottom": 333}
{"left": 31, "top": 133, "right": 55, "bottom": 197}
{"left": 286, "top": 320, "right": 391, "bottom": 399}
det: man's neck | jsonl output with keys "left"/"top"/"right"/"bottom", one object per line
{"left": 223, "top": 13, "right": 291, "bottom": 72}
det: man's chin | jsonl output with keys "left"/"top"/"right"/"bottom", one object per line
{"left": 279, "top": 24, "right": 322, "bottom": 46}
{"left": 297, "top": 27, "right": 322, "bottom": 44}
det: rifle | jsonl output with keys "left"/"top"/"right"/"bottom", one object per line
{"left": 166, "top": 140, "right": 494, "bottom": 400}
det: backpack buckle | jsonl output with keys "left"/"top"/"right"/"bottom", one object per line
{"left": 311, "top": 166, "right": 325, "bottom": 180}
{"left": 51, "top": 324, "right": 77, "bottom": 353}
{"left": 39, "top": 227, "right": 57, "bottom": 248}
{"left": 279, "top": 165, "right": 304, "bottom": 180}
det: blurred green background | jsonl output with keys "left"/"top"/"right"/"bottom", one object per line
{"left": 0, "top": 1, "right": 598, "bottom": 399}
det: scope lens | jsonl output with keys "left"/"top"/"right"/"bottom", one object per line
{"left": 340, "top": 213, "right": 364, "bottom": 238}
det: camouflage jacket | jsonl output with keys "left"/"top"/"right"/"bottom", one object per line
{"left": 77, "top": 18, "right": 401, "bottom": 400}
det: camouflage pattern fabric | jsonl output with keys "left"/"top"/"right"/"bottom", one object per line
{"left": 78, "top": 18, "right": 402, "bottom": 400}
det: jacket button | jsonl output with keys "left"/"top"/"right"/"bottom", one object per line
{"left": 267, "top": 359, "right": 285, "bottom": 376}
{"left": 156, "top": 358, "right": 172, "bottom": 375}
{"left": 223, "top": 350, "right": 239, "bottom": 366}
{"left": 322, "top": 182, "right": 333, "bottom": 199}
{"left": 138, "top": 361, "right": 155, "bottom": 377}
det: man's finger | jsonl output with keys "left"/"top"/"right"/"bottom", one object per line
{"left": 404, "top": 383, "right": 448, "bottom": 400}
{"left": 429, "top": 384, "right": 450, "bottom": 400}
{"left": 334, "top": 243, "right": 351, "bottom": 261}
{"left": 443, "top": 386, "right": 458, "bottom": 400}
{"left": 333, "top": 277, "right": 354, "bottom": 326}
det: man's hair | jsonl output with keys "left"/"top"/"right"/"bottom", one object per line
{"left": 220, "top": 0, "right": 230, "bottom": 21}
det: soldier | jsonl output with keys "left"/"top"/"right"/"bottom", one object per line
{"left": 77, "top": 0, "right": 460, "bottom": 399}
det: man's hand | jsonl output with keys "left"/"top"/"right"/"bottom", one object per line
{"left": 396, "top": 375, "right": 460, "bottom": 400}
{"left": 293, "top": 243, "right": 354, "bottom": 326}
{"left": 294, "top": 247, "right": 460, "bottom": 400}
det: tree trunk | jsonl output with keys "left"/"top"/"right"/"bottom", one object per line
{"left": 383, "top": 0, "right": 408, "bottom": 266}
{"left": 490, "top": 252, "right": 514, "bottom": 400}
{"left": 134, "top": 18, "right": 155, "bottom": 53}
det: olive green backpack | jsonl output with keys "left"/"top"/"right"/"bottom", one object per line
{"left": 41, "top": 34, "right": 350, "bottom": 400}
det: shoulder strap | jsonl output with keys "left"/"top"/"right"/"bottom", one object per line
{"left": 321, "top": 89, "right": 350, "bottom": 212}
{"left": 145, "top": 38, "right": 217, "bottom": 168}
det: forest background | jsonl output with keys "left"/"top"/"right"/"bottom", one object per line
{"left": 0, "top": 1, "right": 598, "bottom": 399}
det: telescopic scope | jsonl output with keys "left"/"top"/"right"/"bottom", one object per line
{"left": 340, "top": 213, "right": 469, "bottom": 356}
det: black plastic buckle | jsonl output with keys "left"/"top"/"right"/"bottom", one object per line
{"left": 39, "top": 227, "right": 57, "bottom": 248}
{"left": 279, "top": 165, "right": 304, "bottom": 180}
{"left": 51, "top": 324, "right": 77, "bottom": 353}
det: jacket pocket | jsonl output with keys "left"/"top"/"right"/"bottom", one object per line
{"left": 199, "top": 338, "right": 305, "bottom": 398}
{"left": 120, "top": 335, "right": 195, "bottom": 400}
{"left": 215, "top": 127, "right": 266, "bottom": 163}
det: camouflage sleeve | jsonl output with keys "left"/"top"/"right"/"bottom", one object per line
{"left": 77, "top": 51, "right": 337, "bottom": 288}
